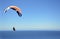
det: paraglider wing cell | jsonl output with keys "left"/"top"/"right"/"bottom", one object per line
{"left": 17, "top": 11, "right": 22, "bottom": 17}
{"left": 4, "top": 7, "right": 10, "bottom": 13}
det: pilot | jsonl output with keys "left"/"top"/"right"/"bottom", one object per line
{"left": 13, "top": 27, "right": 15, "bottom": 31}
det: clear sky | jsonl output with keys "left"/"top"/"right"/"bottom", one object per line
{"left": 0, "top": 0, "right": 60, "bottom": 31}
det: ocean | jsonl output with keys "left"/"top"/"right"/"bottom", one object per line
{"left": 0, "top": 31, "right": 60, "bottom": 39}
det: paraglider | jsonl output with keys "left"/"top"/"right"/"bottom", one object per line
{"left": 13, "top": 27, "right": 16, "bottom": 31}
{"left": 4, "top": 6, "right": 22, "bottom": 17}
{"left": 4, "top": 6, "right": 22, "bottom": 31}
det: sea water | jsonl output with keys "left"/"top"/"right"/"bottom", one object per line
{"left": 0, "top": 31, "right": 60, "bottom": 39}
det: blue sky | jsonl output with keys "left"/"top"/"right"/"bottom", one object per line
{"left": 0, "top": 0, "right": 60, "bottom": 31}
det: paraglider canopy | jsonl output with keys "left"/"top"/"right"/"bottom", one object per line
{"left": 13, "top": 27, "right": 16, "bottom": 31}
{"left": 4, "top": 6, "right": 22, "bottom": 17}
